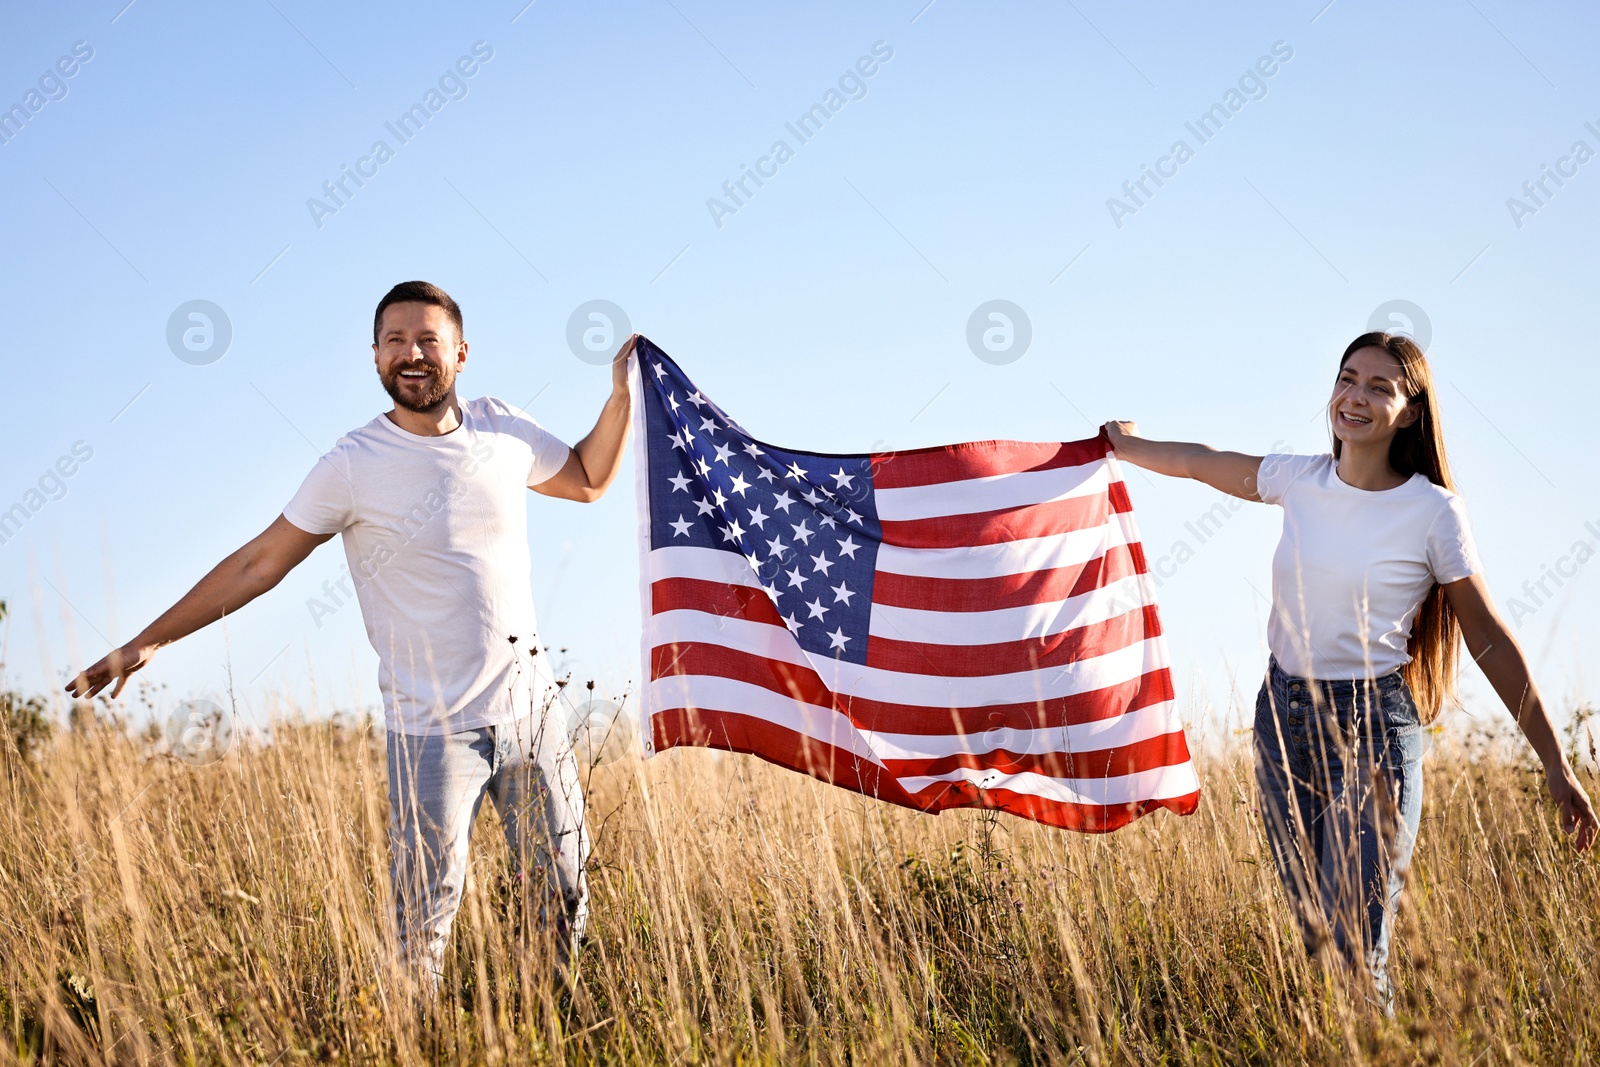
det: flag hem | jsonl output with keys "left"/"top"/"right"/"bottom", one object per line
{"left": 629, "top": 346, "right": 658, "bottom": 759}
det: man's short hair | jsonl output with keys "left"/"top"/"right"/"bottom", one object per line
{"left": 373, "top": 281, "right": 463, "bottom": 344}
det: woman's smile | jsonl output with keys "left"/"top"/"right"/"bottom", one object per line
{"left": 1337, "top": 410, "right": 1372, "bottom": 428}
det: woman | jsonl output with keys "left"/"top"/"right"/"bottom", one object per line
{"left": 1103, "top": 331, "right": 1597, "bottom": 1005}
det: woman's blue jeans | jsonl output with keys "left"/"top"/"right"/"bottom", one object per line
{"left": 1253, "top": 655, "right": 1424, "bottom": 1004}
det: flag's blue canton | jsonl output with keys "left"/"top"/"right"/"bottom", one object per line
{"left": 641, "top": 344, "right": 880, "bottom": 665}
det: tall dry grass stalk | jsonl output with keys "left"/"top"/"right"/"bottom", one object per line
{"left": 1, "top": 704, "right": 1595, "bottom": 1065}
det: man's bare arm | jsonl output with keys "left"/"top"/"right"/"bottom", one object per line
{"left": 532, "top": 334, "right": 636, "bottom": 504}
{"left": 66, "top": 515, "right": 332, "bottom": 699}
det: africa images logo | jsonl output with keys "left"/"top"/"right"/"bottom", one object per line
{"left": 1106, "top": 41, "right": 1294, "bottom": 229}
{"left": 0, "top": 40, "right": 94, "bottom": 148}
{"left": 705, "top": 41, "right": 894, "bottom": 229}
{"left": 305, "top": 42, "right": 495, "bottom": 229}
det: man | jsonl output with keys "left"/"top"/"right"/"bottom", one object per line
{"left": 68, "top": 280, "right": 633, "bottom": 992}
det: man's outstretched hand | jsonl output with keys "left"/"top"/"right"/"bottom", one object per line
{"left": 67, "top": 642, "right": 155, "bottom": 700}
{"left": 613, "top": 332, "right": 640, "bottom": 395}
{"left": 64, "top": 517, "right": 330, "bottom": 702}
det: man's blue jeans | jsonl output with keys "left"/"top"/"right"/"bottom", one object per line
{"left": 386, "top": 709, "right": 589, "bottom": 992}
{"left": 1253, "top": 655, "right": 1424, "bottom": 1005}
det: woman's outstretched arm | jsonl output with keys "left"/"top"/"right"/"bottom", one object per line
{"left": 1102, "top": 421, "right": 1265, "bottom": 501}
{"left": 1444, "top": 574, "right": 1599, "bottom": 850}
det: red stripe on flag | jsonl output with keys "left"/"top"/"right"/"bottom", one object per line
{"left": 650, "top": 707, "right": 918, "bottom": 806}
{"left": 652, "top": 577, "right": 785, "bottom": 626}
{"left": 650, "top": 573, "right": 1161, "bottom": 680}
{"left": 902, "top": 781, "right": 1201, "bottom": 833}
{"left": 879, "top": 492, "right": 1114, "bottom": 549}
{"left": 850, "top": 665, "right": 1176, "bottom": 734}
{"left": 651, "top": 641, "right": 823, "bottom": 704}
{"left": 871, "top": 436, "right": 1111, "bottom": 490}
{"left": 649, "top": 640, "right": 1176, "bottom": 733}
{"left": 881, "top": 729, "right": 1193, "bottom": 781}
{"left": 865, "top": 604, "right": 1163, "bottom": 677}
{"left": 871, "top": 544, "right": 1145, "bottom": 612}
{"left": 651, "top": 708, "right": 1200, "bottom": 829}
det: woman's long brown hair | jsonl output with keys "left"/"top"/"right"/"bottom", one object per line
{"left": 1332, "top": 331, "right": 1461, "bottom": 723}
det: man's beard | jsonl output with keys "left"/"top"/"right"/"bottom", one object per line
{"left": 381, "top": 362, "right": 454, "bottom": 413}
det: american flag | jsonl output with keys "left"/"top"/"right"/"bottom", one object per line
{"left": 628, "top": 338, "right": 1200, "bottom": 832}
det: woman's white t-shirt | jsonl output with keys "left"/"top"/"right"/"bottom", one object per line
{"left": 282, "top": 397, "right": 571, "bottom": 735}
{"left": 1256, "top": 452, "right": 1483, "bottom": 681}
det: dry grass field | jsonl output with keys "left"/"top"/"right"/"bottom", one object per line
{"left": 2, "top": 693, "right": 1597, "bottom": 1066}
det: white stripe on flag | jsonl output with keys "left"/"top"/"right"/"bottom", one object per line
{"left": 875, "top": 522, "right": 1134, "bottom": 580}
{"left": 649, "top": 545, "right": 765, "bottom": 587}
{"left": 650, "top": 608, "right": 1169, "bottom": 706}
{"left": 867, "top": 574, "right": 1149, "bottom": 646}
{"left": 650, "top": 673, "right": 887, "bottom": 766}
{"left": 651, "top": 674, "right": 1180, "bottom": 762}
{"left": 874, "top": 460, "right": 1111, "bottom": 521}
{"left": 863, "top": 702, "right": 1182, "bottom": 760}
{"left": 897, "top": 761, "right": 1201, "bottom": 807}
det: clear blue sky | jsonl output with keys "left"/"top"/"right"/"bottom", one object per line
{"left": 4, "top": 0, "right": 1597, "bottom": 742}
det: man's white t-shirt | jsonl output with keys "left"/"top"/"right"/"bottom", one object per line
{"left": 1256, "top": 452, "right": 1483, "bottom": 681}
{"left": 282, "top": 397, "right": 571, "bottom": 735}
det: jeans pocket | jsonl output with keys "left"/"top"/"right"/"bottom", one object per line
{"left": 1254, "top": 677, "right": 1297, "bottom": 767}
{"left": 1377, "top": 683, "right": 1425, "bottom": 774}
{"left": 1380, "top": 680, "right": 1420, "bottom": 730}
{"left": 1253, "top": 676, "right": 1281, "bottom": 734}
